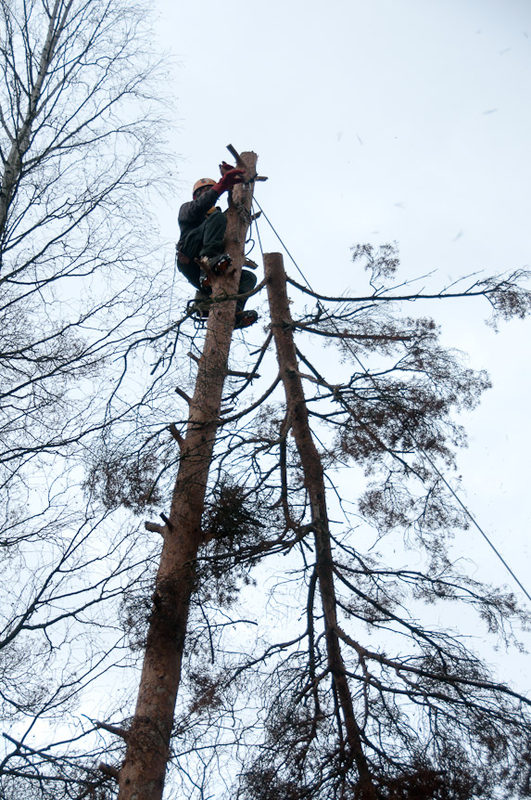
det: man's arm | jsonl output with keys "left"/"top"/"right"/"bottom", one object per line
{"left": 178, "top": 188, "right": 220, "bottom": 228}
{"left": 178, "top": 167, "right": 244, "bottom": 229}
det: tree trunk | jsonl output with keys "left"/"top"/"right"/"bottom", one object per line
{"left": 118, "top": 154, "right": 258, "bottom": 800}
{"left": 264, "top": 252, "right": 378, "bottom": 800}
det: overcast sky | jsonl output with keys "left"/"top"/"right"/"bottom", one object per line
{"left": 153, "top": 0, "right": 530, "bottom": 643}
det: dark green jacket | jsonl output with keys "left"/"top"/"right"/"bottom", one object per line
{"left": 177, "top": 188, "right": 220, "bottom": 251}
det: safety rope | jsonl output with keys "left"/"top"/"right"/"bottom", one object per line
{"left": 168, "top": 247, "right": 179, "bottom": 327}
{"left": 252, "top": 197, "right": 313, "bottom": 290}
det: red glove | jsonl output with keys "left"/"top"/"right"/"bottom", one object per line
{"left": 212, "top": 168, "right": 245, "bottom": 194}
{"left": 219, "top": 160, "right": 235, "bottom": 176}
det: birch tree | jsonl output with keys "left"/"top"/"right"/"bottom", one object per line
{"left": 0, "top": 1, "right": 170, "bottom": 795}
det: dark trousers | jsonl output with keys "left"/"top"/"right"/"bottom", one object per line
{"left": 177, "top": 212, "right": 257, "bottom": 311}
{"left": 184, "top": 268, "right": 257, "bottom": 312}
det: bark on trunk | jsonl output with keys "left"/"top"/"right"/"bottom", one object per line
{"left": 118, "top": 154, "right": 257, "bottom": 800}
{"left": 264, "top": 252, "right": 378, "bottom": 800}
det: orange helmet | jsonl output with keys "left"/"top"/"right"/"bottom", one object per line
{"left": 193, "top": 177, "right": 216, "bottom": 195}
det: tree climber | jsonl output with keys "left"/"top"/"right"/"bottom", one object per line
{"left": 176, "top": 161, "right": 258, "bottom": 328}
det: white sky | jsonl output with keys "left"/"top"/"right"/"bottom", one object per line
{"left": 153, "top": 0, "right": 530, "bottom": 649}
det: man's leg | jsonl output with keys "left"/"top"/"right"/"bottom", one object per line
{"left": 236, "top": 269, "right": 257, "bottom": 312}
{"left": 233, "top": 269, "right": 258, "bottom": 328}
{"left": 199, "top": 211, "right": 227, "bottom": 258}
{"left": 179, "top": 217, "right": 218, "bottom": 290}
{"left": 176, "top": 256, "right": 202, "bottom": 290}
{"left": 180, "top": 219, "right": 207, "bottom": 262}
{"left": 191, "top": 289, "right": 212, "bottom": 318}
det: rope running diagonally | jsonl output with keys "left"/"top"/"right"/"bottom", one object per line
{"left": 252, "top": 197, "right": 313, "bottom": 290}
{"left": 252, "top": 195, "right": 531, "bottom": 603}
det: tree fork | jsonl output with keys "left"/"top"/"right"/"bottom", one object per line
{"left": 118, "top": 153, "right": 258, "bottom": 800}
{"left": 264, "top": 252, "right": 378, "bottom": 800}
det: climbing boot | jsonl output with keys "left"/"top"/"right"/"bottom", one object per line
{"left": 199, "top": 270, "right": 211, "bottom": 291}
{"left": 200, "top": 253, "right": 232, "bottom": 276}
{"left": 195, "top": 292, "right": 211, "bottom": 318}
{"left": 234, "top": 309, "right": 258, "bottom": 329}
{"left": 189, "top": 290, "right": 211, "bottom": 318}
